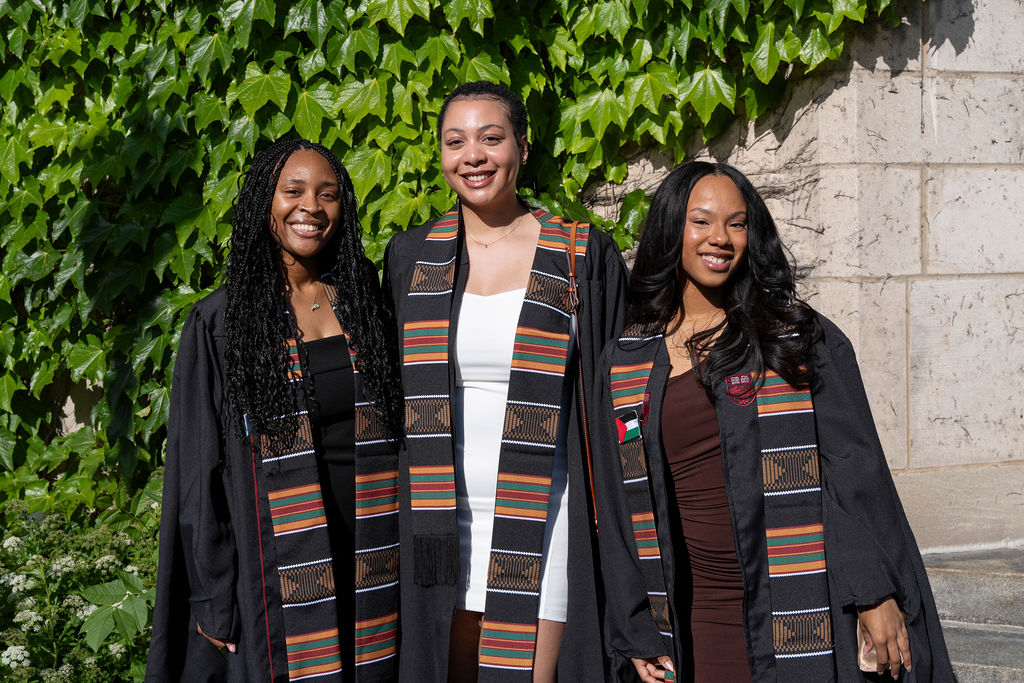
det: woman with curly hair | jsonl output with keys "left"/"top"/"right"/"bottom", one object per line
{"left": 385, "top": 81, "right": 627, "bottom": 682}
{"left": 147, "top": 139, "right": 404, "bottom": 682}
{"left": 594, "top": 162, "right": 954, "bottom": 682}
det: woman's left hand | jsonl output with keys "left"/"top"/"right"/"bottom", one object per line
{"left": 858, "top": 596, "right": 911, "bottom": 678}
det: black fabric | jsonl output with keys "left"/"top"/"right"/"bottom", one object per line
{"left": 146, "top": 284, "right": 401, "bottom": 683}
{"left": 306, "top": 334, "right": 357, "bottom": 679}
{"left": 384, "top": 209, "right": 628, "bottom": 683}
{"left": 594, "top": 315, "right": 955, "bottom": 682}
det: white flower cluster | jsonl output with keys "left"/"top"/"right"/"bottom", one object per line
{"left": 108, "top": 642, "right": 126, "bottom": 658}
{"left": 40, "top": 663, "right": 74, "bottom": 683}
{"left": 14, "top": 609, "right": 44, "bottom": 632}
{"left": 2, "top": 536, "right": 22, "bottom": 552}
{"left": 61, "top": 594, "right": 84, "bottom": 610}
{"left": 76, "top": 604, "right": 98, "bottom": 621}
{"left": 95, "top": 554, "right": 120, "bottom": 574}
{"left": 1, "top": 645, "right": 30, "bottom": 669}
{"left": 48, "top": 555, "right": 79, "bottom": 579}
{"left": 1, "top": 571, "right": 30, "bottom": 594}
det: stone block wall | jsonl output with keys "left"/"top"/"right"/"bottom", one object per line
{"left": 595, "top": 0, "right": 1024, "bottom": 550}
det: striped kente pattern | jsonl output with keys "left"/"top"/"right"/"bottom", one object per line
{"left": 403, "top": 320, "right": 449, "bottom": 365}
{"left": 285, "top": 628, "right": 342, "bottom": 680}
{"left": 425, "top": 211, "right": 458, "bottom": 240}
{"left": 494, "top": 473, "right": 551, "bottom": 522}
{"left": 510, "top": 327, "right": 569, "bottom": 375}
{"left": 610, "top": 361, "right": 655, "bottom": 410}
{"left": 756, "top": 370, "right": 813, "bottom": 416}
{"left": 286, "top": 340, "right": 302, "bottom": 381}
{"left": 479, "top": 620, "right": 537, "bottom": 670}
{"left": 631, "top": 511, "right": 661, "bottom": 559}
{"left": 766, "top": 524, "right": 826, "bottom": 576}
{"left": 355, "top": 470, "right": 399, "bottom": 519}
{"left": 772, "top": 609, "right": 833, "bottom": 656}
{"left": 409, "top": 465, "right": 456, "bottom": 510}
{"left": 269, "top": 484, "right": 327, "bottom": 536}
{"left": 354, "top": 612, "right": 398, "bottom": 665}
{"left": 535, "top": 213, "right": 588, "bottom": 257}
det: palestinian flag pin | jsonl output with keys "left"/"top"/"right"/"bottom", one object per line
{"left": 616, "top": 410, "right": 641, "bottom": 443}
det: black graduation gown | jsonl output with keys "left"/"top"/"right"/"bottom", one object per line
{"left": 594, "top": 316, "right": 955, "bottom": 682}
{"left": 145, "top": 288, "right": 400, "bottom": 682}
{"left": 383, "top": 216, "right": 628, "bottom": 682}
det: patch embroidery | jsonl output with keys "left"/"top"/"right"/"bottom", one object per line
{"left": 726, "top": 372, "right": 755, "bottom": 406}
{"left": 616, "top": 410, "right": 641, "bottom": 443}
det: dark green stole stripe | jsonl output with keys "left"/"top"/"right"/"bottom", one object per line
{"left": 608, "top": 330, "right": 834, "bottom": 680}
{"left": 251, "top": 281, "right": 399, "bottom": 682}
{"left": 401, "top": 204, "right": 587, "bottom": 680}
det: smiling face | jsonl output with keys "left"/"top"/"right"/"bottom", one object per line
{"left": 679, "top": 173, "right": 749, "bottom": 295}
{"left": 268, "top": 149, "right": 342, "bottom": 267}
{"left": 439, "top": 96, "right": 527, "bottom": 213}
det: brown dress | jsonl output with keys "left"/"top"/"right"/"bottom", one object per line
{"left": 662, "top": 369, "right": 752, "bottom": 682}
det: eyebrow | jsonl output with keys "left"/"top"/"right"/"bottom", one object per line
{"left": 688, "top": 207, "right": 747, "bottom": 220}
{"left": 441, "top": 123, "right": 507, "bottom": 136}
{"left": 280, "top": 178, "right": 339, "bottom": 187}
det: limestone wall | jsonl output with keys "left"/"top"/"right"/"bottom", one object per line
{"left": 595, "top": 0, "right": 1024, "bottom": 550}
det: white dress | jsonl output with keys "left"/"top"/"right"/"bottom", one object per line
{"left": 453, "top": 288, "right": 570, "bottom": 622}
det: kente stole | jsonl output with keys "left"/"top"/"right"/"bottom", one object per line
{"left": 401, "top": 206, "right": 587, "bottom": 680}
{"left": 608, "top": 326, "right": 835, "bottom": 680}
{"left": 247, "top": 283, "right": 399, "bottom": 682}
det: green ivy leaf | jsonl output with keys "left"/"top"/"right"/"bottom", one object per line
{"left": 578, "top": 88, "right": 626, "bottom": 139}
{"left": 69, "top": 336, "right": 106, "bottom": 383}
{"left": 0, "top": 135, "right": 32, "bottom": 184}
{"left": 594, "top": 1, "right": 631, "bottom": 43}
{"left": 785, "top": 0, "right": 807, "bottom": 20}
{"left": 374, "top": 0, "right": 430, "bottom": 36}
{"left": 625, "top": 62, "right": 676, "bottom": 114}
{"left": 192, "top": 93, "right": 228, "bottom": 132}
{"left": 337, "top": 76, "right": 388, "bottom": 128}
{"left": 185, "top": 33, "right": 233, "bottom": 84}
{"left": 680, "top": 64, "right": 736, "bottom": 123}
{"left": 228, "top": 62, "right": 291, "bottom": 117}
{"left": 285, "top": 0, "right": 330, "bottom": 50}
{"left": 0, "top": 374, "right": 19, "bottom": 413}
{"left": 443, "top": 0, "right": 494, "bottom": 35}
{"left": 416, "top": 32, "right": 460, "bottom": 76}
{"left": 334, "top": 24, "right": 380, "bottom": 72}
{"left": 799, "top": 26, "right": 831, "bottom": 69}
{"left": 292, "top": 90, "right": 329, "bottom": 139}
{"left": 750, "top": 22, "right": 781, "bottom": 83}
{"left": 344, "top": 145, "right": 392, "bottom": 202}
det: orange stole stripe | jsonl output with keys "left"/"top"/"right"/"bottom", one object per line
{"left": 287, "top": 628, "right": 339, "bottom": 645}
{"left": 268, "top": 483, "right": 321, "bottom": 500}
{"left": 766, "top": 524, "right": 823, "bottom": 538}
{"left": 769, "top": 560, "right": 827, "bottom": 575}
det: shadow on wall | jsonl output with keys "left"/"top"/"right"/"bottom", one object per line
{"left": 696, "top": 0, "right": 976, "bottom": 168}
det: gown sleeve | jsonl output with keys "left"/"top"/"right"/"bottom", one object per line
{"left": 814, "top": 319, "right": 953, "bottom": 679}
{"left": 591, "top": 345, "right": 671, "bottom": 675}
{"left": 155, "top": 303, "right": 239, "bottom": 644}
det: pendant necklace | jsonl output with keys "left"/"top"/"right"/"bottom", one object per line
{"left": 466, "top": 213, "right": 526, "bottom": 248}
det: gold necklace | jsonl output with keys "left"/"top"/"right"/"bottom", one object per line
{"left": 294, "top": 282, "right": 324, "bottom": 312}
{"left": 465, "top": 213, "right": 526, "bottom": 248}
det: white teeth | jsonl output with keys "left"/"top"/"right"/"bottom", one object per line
{"left": 702, "top": 254, "right": 728, "bottom": 264}
{"left": 465, "top": 174, "right": 490, "bottom": 182}
{"left": 291, "top": 223, "right": 322, "bottom": 232}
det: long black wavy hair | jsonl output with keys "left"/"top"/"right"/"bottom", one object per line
{"left": 224, "top": 138, "right": 404, "bottom": 441}
{"left": 628, "top": 161, "right": 821, "bottom": 390}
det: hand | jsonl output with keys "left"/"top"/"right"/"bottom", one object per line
{"left": 631, "top": 655, "right": 674, "bottom": 683}
{"left": 858, "top": 597, "right": 911, "bottom": 678}
{"left": 197, "top": 621, "right": 237, "bottom": 654}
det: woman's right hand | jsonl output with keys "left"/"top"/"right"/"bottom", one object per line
{"left": 197, "top": 621, "right": 236, "bottom": 653}
{"left": 631, "top": 655, "right": 674, "bottom": 682}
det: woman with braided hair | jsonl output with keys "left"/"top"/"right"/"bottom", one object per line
{"left": 147, "top": 139, "right": 404, "bottom": 682}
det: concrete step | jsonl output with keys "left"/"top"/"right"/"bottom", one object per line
{"left": 942, "top": 621, "right": 1024, "bottom": 683}
{"left": 924, "top": 548, "right": 1024, "bottom": 627}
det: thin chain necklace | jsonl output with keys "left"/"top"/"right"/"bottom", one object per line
{"left": 293, "top": 281, "right": 325, "bottom": 312}
{"left": 465, "top": 212, "right": 527, "bottom": 248}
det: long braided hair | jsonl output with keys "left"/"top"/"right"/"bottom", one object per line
{"left": 224, "top": 138, "right": 404, "bottom": 441}
{"left": 628, "top": 161, "right": 821, "bottom": 390}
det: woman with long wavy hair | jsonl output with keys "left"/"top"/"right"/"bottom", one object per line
{"left": 594, "top": 161, "right": 953, "bottom": 682}
{"left": 147, "top": 139, "right": 404, "bottom": 682}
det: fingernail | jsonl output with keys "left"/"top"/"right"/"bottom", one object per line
{"left": 665, "top": 661, "right": 674, "bottom": 673}
{"left": 227, "top": 644, "right": 236, "bottom": 653}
